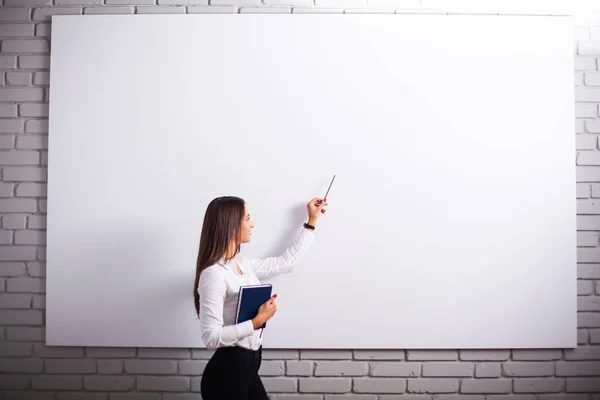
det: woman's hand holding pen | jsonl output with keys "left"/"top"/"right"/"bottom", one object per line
{"left": 307, "top": 197, "right": 328, "bottom": 226}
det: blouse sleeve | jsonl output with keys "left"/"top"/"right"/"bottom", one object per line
{"left": 246, "top": 228, "right": 315, "bottom": 280}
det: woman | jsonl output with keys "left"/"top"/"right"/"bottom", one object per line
{"left": 194, "top": 196, "right": 327, "bottom": 400}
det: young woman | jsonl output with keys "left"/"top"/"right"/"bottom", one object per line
{"left": 194, "top": 196, "right": 327, "bottom": 400}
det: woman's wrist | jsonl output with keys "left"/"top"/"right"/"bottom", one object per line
{"left": 252, "top": 315, "right": 264, "bottom": 329}
{"left": 307, "top": 218, "right": 318, "bottom": 226}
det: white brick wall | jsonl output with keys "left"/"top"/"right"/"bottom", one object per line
{"left": 0, "top": 1, "right": 599, "bottom": 398}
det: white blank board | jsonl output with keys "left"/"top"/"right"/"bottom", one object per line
{"left": 47, "top": 14, "right": 576, "bottom": 349}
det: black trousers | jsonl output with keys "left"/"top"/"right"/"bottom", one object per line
{"left": 201, "top": 345, "right": 269, "bottom": 400}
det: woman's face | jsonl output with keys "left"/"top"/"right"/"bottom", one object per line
{"left": 239, "top": 204, "right": 254, "bottom": 244}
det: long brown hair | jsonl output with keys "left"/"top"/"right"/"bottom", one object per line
{"left": 194, "top": 196, "right": 246, "bottom": 318}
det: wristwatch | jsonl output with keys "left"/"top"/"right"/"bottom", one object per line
{"left": 303, "top": 222, "right": 315, "bottom": 231}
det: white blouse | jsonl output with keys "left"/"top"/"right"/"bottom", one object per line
{"left": 198, "top": 228, "right": 315, "bottom": 350}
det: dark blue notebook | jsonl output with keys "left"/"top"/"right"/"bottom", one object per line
{"left": 235, "top": 284, "right": 272, "bottom": 330}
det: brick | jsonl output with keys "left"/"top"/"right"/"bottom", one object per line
{"left": 576, "top": 88, "right": 600, "bottom": 102}
{"left": 502, "top": 362, "right": 554, "bottom": 377}
{"left": 489, "top": 397, "right": 535, "bottom": 400}
{"left": 577, "top": 280, "right": 594, "bottom": 296}
{"left": 45, "top": 359, "right": 96, "bottom": 374}
{"left": 580, "top": 42, "right": 600, "bottom": 55}
{"left": 6, "top": 0, "right": 52, "bottom": 3}
{"left": 354, "top": 378, "right": 406, "bottom": 393}
{"left": 136, "top": 6, "right": 186, "bottom": 13}
{"left": 57, "top": 394, "right": 108, "bottom": 400}
{"left": 0, "top": 8, "right": 32, "bottom": 21}
{"left": 475, "top": 363, "right": 500, "bottom": 377}
{"left": 514, "top": 378, "right": 565, "bottom": 393}
{"left": 579, "top": 312, "right": 600, "bottom": 327}
{"left": 586, "top": 72, "right": 600, "bottom": 86}
{"left": 97, "top": 360, "right": 123, "bottom": 374}
{"left": 594, "top": 184, "right": 600, "bottom": 198}
{"left": 187, "top": 6, "right": 237, "bottom": 13}
{"left": 209, "top": 0, "right": 259, "bottom": 4}
{"left": 459, "top": 350, "right": 509, "bottom": 361}
{"left": 3, "top": 167, "right": 47, "bottom": 181}
{"left": 0, "top": 151, "right": 40, "bottom": 165}
{"left": 580, "top": 328, "right": 590, "bottom": 344}
{"left": 7, "top": 277, "right": 44, "bottom": 292}
{"left": 25, "top": 120, "right": 48, "bottom": 134}
{"left": 577, "top": 106, "right": 597, "bottom": 119}
{"left": 565, "top": 346, "right": 600, "bottom": 360}
{"left": 407, "top": 379, "right": 458, "bottom": 393}
{"left": 353, "top": 350, "right": 404, "bottom": 360}
{"left": 0, "top": 230, "right": 11, "bottom": 244}
{"left": 0, "top": 183, "right": 14, "bottom": 197}
{"left": 371, "top": 362, "right": 420, "bottom": 377}
{"left": 0, "top": 310, "right": 41, "bottom": 325}
{"left": 33, "top": 343, "right": 83, "bottom": 358}
{"left": 125, "top": 359, "right": 177, "bottom": 374}
{"left": 136, "top": 376, "right": 188, "bottom": 391}
{"left": 577, "top": 135, "right": 598, "bottom": 150}
{"left": 26, "top": 262, "right": 45, "bottom": 277}
{"left": 86, "top": 347, "right": 136, "bottom": 357}
{"left": 579, "top": 295, "right": 600, "bottom": 311}
{"left": 578, "top": 152, "right": 600, "bottom": 165}
{"left": 0, "top": 134, "right": 14, "bottom": 149}
{"left": 259, "top": 360, "right": 284, "bottom": 376}
{"left": 0, "top": 24, "right": 35, "bottom": 37}
{"left": 314, "top": 361, "right": 368, "bottom": 376}
{"left": 323, "top": 396, "right": 376, "bottom": 400}
{"left": 7, "top": 73, "right": 30, "bottom": 87}
{"left": 0, "top": 120, "right": 24, "bottom": 134}
{"left": 0, "top": 342, "right": 32, "bottom": 356}
{"left": 28, "top": 216, "right": 46, "bottom": 230}
{"left": 137, "top": 348, "right": 190, "bottom": 358}
{"left": 575, "top": 57, "right": 596, "bottom": 71}
{"left": 579, "top": 248, "right": 600, "bottom": 262}
{"left": 84, "top": 6, "right": 135, "bottom": 14}
{"left": 557, "top": 361, "right": 600, "bottom": 376}
{"left": 588, "top": 120, "right": 600, "bottom": 133}
{"left": 263, "top": 377, "right": 298, "bottom": 392}
{"left": 461, "top": 379, "right": 511, "bottom": 393}
{"left": 406, "top": 350, "right": 457, "bottom": 360}
{"left": 17, "top": 183, "right": 47, "bottom": 197}
{"left": 0, "top": 55, "right": 17, "bottom": 69}
{"left": 0, "top": 358, "right": 43, "bottom": 373}
{"left": 0, "top": 374, "right": 29, "bottom": 389}
{"left": 2, "top": 40, "right": 49, "bottom": 53}
{"left": 158, "top": 0, "right": 207, "bottom": 3}
{"left": 33, "top": 7, "right": 82, "bottom": 21}
{"left": 179, "top": 360, "right": 207, "bottom": 375}
{"left": 260, "top": 349, "right": 298, "bottom": 360}
{"left": 0, "top": 105, "right": 17, "bottom": 118}
{"left": 38, "top": 199, "right": 46, "bottom": 213}
{"left": 512, "top": 350, "right": 563, "bottom": 361}
{"left": 7, "top": 326, "right": 44, "bottom": 341}
{"left": 434, "top": 397, "right": 484, "bottom": 400}
{"left": 301, "top": 350, "right": 351, "bottom": 359}
{"left": 108, "top": 0, "right": 154, "bottom": 3}
{"left": 0, "top": 88, "right": 43, "bottom": 102}
{"left": 19, "top": 55, "right": 50, "bottom": 69}
{"left": 240, "top": 7, "right": 292, "bottom": 13}
{"left": 41, "top": 151, "right": 47, "bottom": 165}
{"left": 263, "top": 0, "right": 313, "bottom": 4}
{"left": 567, "top": 377, "right": 600, "bottom": 392}
{"left": 594, "top": 329, "right": 600, "bottom": 343}
{"left": 16, "top": 135, "right": 47, "bottom": 149}
{"left": 579, "top": 231, "right": 599, "bottom": 246}
{"left": 19, "top": 104, "right": 49, "bottom": 117}
{"left": 0, "top": 262, "right": 26, "bottom": 276}
{"left": 422, "top": 362, "right": 473, "bottom": 377}
{"left": 579, "top": 264, "right": 600, "bottom": 279}
{"left": 287, "top": 361, "right": 312, "bottom": 376}
{"left": 0, "top": 293, "right": 32, "bottom": 308}
{"left": 56, "top": 0, "right": 102, "bottom": 3}
{"left": 84, "top": 376, "right": 135, "bottom": 391}
{"left": 32, "top": 293, "right": 44, "bottom": 308}
{"left": 14, "top": 230, "right": 46, "bottom": 245}
{"left": 32, "top": 375, "right": 82, "bottom": 390}
{"left": 33, "top": 71, "right": 48, "bottom": 85}
{"left": 36, "top": 23, "right": 51, "bottom": 37}
{"left": 0, "top": 246, "right": 37, "bottom": 261}
{"left": 315, "top": 0, "right": 366, "bottom": 6}
{"left": 3, "top": 214, "right": 27, "bottom": 229}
